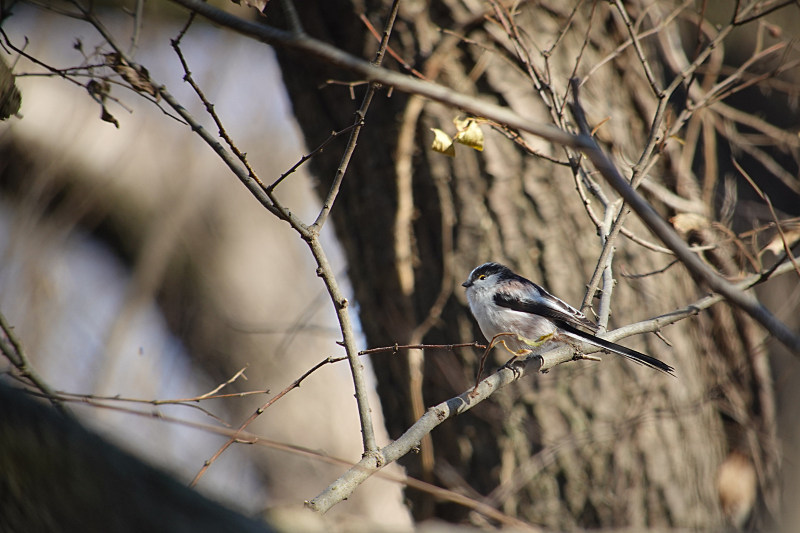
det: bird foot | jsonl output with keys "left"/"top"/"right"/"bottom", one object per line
{"left": 516, "top": 332, "right": 554, "bottom": 352}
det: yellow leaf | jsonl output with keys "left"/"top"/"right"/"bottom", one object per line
{"left": 453, "top": 117, "right": 484, "bottom": 151}
{"left": 430, "top": 128, "right": 455, "bottom": 157}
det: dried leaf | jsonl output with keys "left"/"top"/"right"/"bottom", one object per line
{"left": 430, "top": 128, "right": 455, "bottom": 157}
{"left": 100, "top": 105, "right": 119, "bottom": 128}
{"left": 86, "top": 79, "right": 110, "bottom": 105}
{"left": 0, "top": 56, "right": 21, "bottom": 120}
{"left": 105, "top": 53, "right": 160, "bottom": 99}
{"left": 453, "top": 117, "right": 484, "bottom": 151}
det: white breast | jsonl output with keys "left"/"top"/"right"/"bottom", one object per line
{"left": 466, "top": 286, "right": 558, "bottom": 353}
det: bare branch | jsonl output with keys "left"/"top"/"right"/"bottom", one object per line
{"left": 611, "top": 0, "right": 663, "bottom": 96}
{"left": 168, "top": 0, "right": 577, "bottom": 147}
{"left": 190, "top": 354, "right": 338, "bottom": 487}
{"left": 358, "top": 342, "right": 486, "bottom": 355}
{"left": 308, "top": 254, "right": 800, "bottom": 511}
{"left": 309, "top": 0, "right": 401, "bottom": 233}
{"left": 267, "top": 124, "right": 358, "bottom": 192}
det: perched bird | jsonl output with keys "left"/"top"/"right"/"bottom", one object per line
{"left": 462, "top": 262, "right": 674, "bottom": 375}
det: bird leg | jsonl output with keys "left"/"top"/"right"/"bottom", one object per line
{"left": 470, "top": 332, "right": 554, "bottom": 396}
{"left": 515, "top": 332, "right": 554, "bottom": 353}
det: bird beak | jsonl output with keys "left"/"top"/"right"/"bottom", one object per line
{"left": 462, "top": 280, "right": 471, "bottom": 288}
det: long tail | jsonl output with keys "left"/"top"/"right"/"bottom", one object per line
{"left": 559, "top": 323, "right": 675, "bottom": 376}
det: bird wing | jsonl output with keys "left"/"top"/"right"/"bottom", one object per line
{"left": 494, "top": 286, "right": 597, "bottom": 332}
{"left": 494, "top": 290, "right": 674, "bottom": 375}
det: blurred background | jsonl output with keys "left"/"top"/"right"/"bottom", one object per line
{"left": 1, "top": 1, "right": 799, "bottom": 532}
{"left": 0, "top": 3, "right": 411, "bottom": 531}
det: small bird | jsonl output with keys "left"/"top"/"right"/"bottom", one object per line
{"left": 462, "top": 262, "right": 674, "bottom": 375}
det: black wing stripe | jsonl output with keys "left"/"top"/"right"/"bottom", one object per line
{"left": 558, "top": 322, "right": 675, "bottom": 375}
{"left": 494, "top": 292, "right": 596, "bottom": 332}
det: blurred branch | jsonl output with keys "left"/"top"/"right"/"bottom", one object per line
{"left": 62, "top": 0, "right": 394, "bottom": 457}
{"left": 732, "top": 157, "right": 800, "bottom": 279}
{"left": 190, "top": 342, "right": 481, "bottom": 486}
{"left": 18, "top": 382, "right": 532, "bottom": 529}
{"left": 0, "top": 384, "right": 272, "bottom": 533}
{"left": 0, "top": 311, "right": 66, "bottom": 414}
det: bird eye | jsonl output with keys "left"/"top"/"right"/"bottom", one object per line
{"left": 477, "top": 274, "right": 486, "bottom": 280}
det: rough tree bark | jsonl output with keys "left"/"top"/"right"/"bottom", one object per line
{"left": 272, "top": 1, "right": 788, "bottom": 529}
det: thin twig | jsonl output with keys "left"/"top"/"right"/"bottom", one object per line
{"left": 620, "top": 259, "right": 680, "bottom": 280}
{"left": 171, "top": 36, "right": 262, "bottom": 186}
{"left": 732, "top": 157, "right": 800, "bottom": 279}
{"left": 267, "top": 124, "right": 358, "bottom": 192}
{"left": 190, "top": 355, "right": 336, "bottom": 487}
{"left": 732, "top": 0, "right": 797, "bottom": 25}
{"left": 197, "top": 366, "right": 250, "bottom": 399}
{"left": 359, "top": 13, "right": 426, "bottom": 80}
{"left": 309, "top": 0, "right": 400, "bottom": 233}
{"left": 0, "top": 311, "right": 66, "bottom": 414}
{"left": 611, "top": 0, "right": 663, "bottom": 96}
{"left": 358, "top": 342, "right": 486, "bottom": 355}
{"left": 129, "top": 0, "right": 144, "bottom": 56}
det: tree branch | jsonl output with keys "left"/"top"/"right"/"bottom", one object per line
{"left": 308, "top": 254, "right": 800, "bottom": 512}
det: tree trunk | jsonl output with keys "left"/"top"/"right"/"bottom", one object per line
{"left": 272, "top": 0, "right": 784, "bottom": 528}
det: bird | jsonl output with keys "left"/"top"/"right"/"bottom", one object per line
{"left": 462, "top": 262, "right": 674, "bottom": 375}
